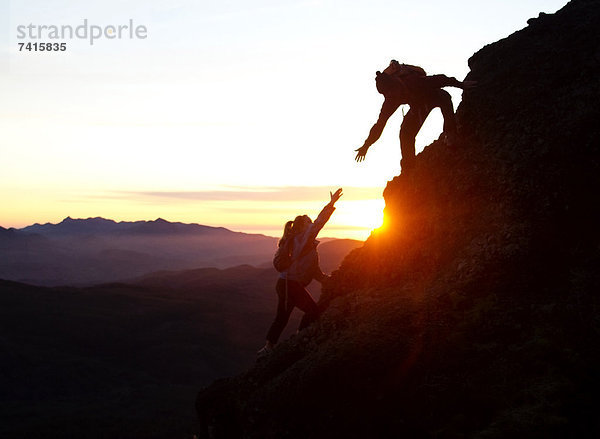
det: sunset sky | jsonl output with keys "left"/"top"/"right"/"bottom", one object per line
{"left": 0, "top": 0, "right": 566, "bottom": 239}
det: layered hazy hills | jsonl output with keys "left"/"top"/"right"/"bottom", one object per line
{"left": 0, "top": 268, "right": 276, "bottom": 439}
{"left": 0, "top": 217, "right": 360, "bottom": 286}
{"left": 195, "top": 1, "right": 600, "bottom": 438}
{"left": 0, "top": 235, "right": 362, "bottom": 438}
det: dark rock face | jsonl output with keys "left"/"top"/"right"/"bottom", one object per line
{"left": 195, "top": 1, "right": 600, "bottom": 437}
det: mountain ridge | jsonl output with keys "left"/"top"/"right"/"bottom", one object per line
{"left": 20, "top": 216, "right": 243, "bottom": 237}
{"left": 1, "top": 216, "right": 283, "bottom": 286}
{"left": 194, "top": 1, "right": 600, "bottom": 437}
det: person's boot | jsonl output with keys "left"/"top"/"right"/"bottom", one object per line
{"left": 256, "top": 342, "right": 273, "bottom": 360}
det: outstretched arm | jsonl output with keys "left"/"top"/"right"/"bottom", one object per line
{"left": 310, "top": 188, "right": 343, "bottom": 239}
{"left": 461, "top": 80, "right": 477, "bottom": 89}
{"left": 426, "top": 74, "right": 478, "bottom": 90}
{"left": 355, "top": 99, "right": 400, "bottom": 162}
{"left": 293, "top": 189, "right": 343, "bottom": 258}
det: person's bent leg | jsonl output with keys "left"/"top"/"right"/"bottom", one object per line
{"left": 435, "top": 89, "right": 457, "bottom": 142}
{"left": 286, "top": 280, "right": 319, "bottom": 331}
{"left": 399, "top": 104, "right": 432, "bottom": 171}
{"left": 265, "top": 278, "right": 295, "bottom": 345}
{"left": 399, "top": 109, "right": 419, "bottom": 167}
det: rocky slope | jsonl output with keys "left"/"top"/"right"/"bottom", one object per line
{"left": 195, "top": 1, "right": 600, "bottom": 437}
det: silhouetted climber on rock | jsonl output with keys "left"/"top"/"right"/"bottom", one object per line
{"left": 355, "top": 60, "right": 476, "bottom": 171}
{"left": 257, "top": 188, "right": 343, "bottom": 358}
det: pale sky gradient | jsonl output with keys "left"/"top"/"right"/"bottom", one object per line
{"left": 0, "top": 0, "right": 567, "bottom": 239}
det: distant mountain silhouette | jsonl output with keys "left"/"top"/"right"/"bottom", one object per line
{"left": 0, "top": 217, "right": 362, "bottom": 286}
{"left": 21, "top": 216, "right": 236, "bottom": 237}
{"left": 0, "top": 226, "right": 51, "bottom": 250}
{"left": 22, "top": 216, "right": 122, "bottom": 236}
{"left": 196, "top": 1, "right": 600, "bottom": 438}
{"left": 1, "top": 217, "right": 283, "bottom": 286}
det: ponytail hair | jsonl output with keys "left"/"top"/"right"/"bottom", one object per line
{"left": 278, "top": 220, "right": 294, "bottom": 247}
{"left": 278, "top": 214, "right": 310, "bottom": 247}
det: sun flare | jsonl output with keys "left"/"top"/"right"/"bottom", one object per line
{"left": 330, "top": 199, "right": 386, "bottom": 240}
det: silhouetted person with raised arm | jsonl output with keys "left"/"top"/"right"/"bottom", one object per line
{"left": 257, "top": 188, "right": 343, "bottom": 358}
{"left": 355, "top": 60, "right": 476, "bottom": 171}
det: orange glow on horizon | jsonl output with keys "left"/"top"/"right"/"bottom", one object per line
{"left": 329, "top": 199, "right": 385, "bottom": 240}
{"left": 0, "top": 188, "right": 386, "bottom": 241}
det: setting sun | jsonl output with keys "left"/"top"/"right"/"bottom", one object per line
{"left": 330, "top": 198, "right": 385, "bottom": 240}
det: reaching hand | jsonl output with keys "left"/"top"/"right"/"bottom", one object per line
{"left": 329, "top": 188, "right": 343, "bottom": 205}
{"left": 461, "top": 80, "right": 477, "bottom": 89}
{"left": 355, "top": 145, "right": 369, "bottom": 162}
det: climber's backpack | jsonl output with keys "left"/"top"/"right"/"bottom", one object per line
{"left": 376, "top": 62, "right": 426, "bottom": 95}
{"left": 387, "top": 63, "right": 426, "bottom": 78}
{"left": 273, "top": 237, "right": 294, "bottom": 272}
{"left": 272, "top": 237, "right": 314, "bottom": 273}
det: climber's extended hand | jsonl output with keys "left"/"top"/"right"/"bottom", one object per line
{"left": 355, "top": 145, "right": 369, "bottom": 162}
{"left": 330, "top": 188, "right": 343, "bottom": 205}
